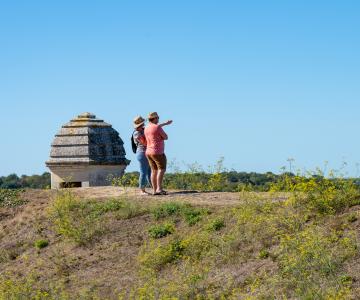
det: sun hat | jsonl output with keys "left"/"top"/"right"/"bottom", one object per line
{"left": 148, "top": 112, "right": 159, "bottom": 120}
{"left": 133, "top": 116, "right": 145, "bottom": 129}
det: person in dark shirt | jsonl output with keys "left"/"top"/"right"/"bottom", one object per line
{"left": 133, "top": 116, "right": 151, "bottom": 195}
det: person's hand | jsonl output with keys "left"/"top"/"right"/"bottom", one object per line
{"left": 165, "top": 120, "right": 173, "bottom": 125}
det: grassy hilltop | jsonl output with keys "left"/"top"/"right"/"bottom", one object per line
{"left": 1, "top": 175, "right": 360, "bottom": 299}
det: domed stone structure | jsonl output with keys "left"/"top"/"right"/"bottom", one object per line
{"left": 46, "top": 112, "right": 130, "bottom": 189}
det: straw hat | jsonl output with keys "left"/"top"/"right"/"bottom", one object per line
{"left": 133, "top": 116, "right": 145, "bottom": 129}
{"left": 148, "top": 112, "right": 159, "bottom": 120}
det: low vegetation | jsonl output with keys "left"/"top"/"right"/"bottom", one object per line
{"left": 129, "top": 174, "right": 360, "bottom": 299}
{"left": 148, "top": 222, "right": 175, "bottom": 239}
{"left": 48, "top": 192, "right": 146, "bottom": 245}
{"left": 34, "top": 239, "right": 49, "bottom": 250}
{"left": 206, "top": 217, "right": 225, "bottom": 232}
{"left": 151, "top": 201, "right": 209, "bottom": 226}
{"left": 0, "top": 189, "right": 26, "bottom": 207}
{"left": 1, "top": 169, "right": 360, "bottom": 299}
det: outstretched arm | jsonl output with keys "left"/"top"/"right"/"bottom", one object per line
{"left": 159, "top": 120, "right": 173, "bottom": 128}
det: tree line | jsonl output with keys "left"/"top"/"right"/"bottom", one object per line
{"left": 0, "top": 173, "right": 51, "bottom": 189}
{"left": 2, "top": 171, "right": 359, "bottom": 192}
{"left": 0, "top": 171, "right": 280, "bottom": 190}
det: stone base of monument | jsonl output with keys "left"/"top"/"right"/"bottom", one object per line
{"left": 49, "top": 165, "right": 126, "bottom": 189}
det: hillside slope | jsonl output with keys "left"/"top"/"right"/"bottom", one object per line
{"left": 0, "top": 187, "right": 360, "bottom": 299}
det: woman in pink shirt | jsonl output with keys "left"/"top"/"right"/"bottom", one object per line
{"left": 144, "top": 112, "right": 172, "bottom": 195}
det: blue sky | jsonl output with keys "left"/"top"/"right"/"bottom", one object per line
{"left": 1, "top": 1, "right": 360, "bottom": 176}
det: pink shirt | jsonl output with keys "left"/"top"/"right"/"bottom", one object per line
{"left": 144, "top": 123, "right": 166, "bottom": 155}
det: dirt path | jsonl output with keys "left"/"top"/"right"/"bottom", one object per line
{"left": 74, "top": 186, "right": 245, "bottom": 206}
{"left": 22, "top": 186, "right": 288, "bottom": 207}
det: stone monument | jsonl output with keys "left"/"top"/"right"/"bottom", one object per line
{"left": 46, "top": 112, "right": 130, "bottom": 189}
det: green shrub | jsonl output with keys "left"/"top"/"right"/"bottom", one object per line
{"left": 151, "top": 202, "right": 184, "bottom": 220}
{"left": 181, "top": 231, "right": 222, "bottom": 261}
{"left": 49, "top": 193, "right": 145, "bottom": 245}
{"left": 92, "top": 198, "right": 125, "bottom": 215}
{"left": 48, "top": 192, "right": 106, "bottom": 245}
{"left": 0, "top": 189, "right": 26, "bottom": 207}
{"left": 34, "top": 239, "right": 49, "bottom": 250}
{"left": 206, "top": 217, "right": 225, "bottom": 232}
{"left": 271, "top": 173, "right": 360, "bottom": 215}
{"left": 258, "top": 249, "right": 270, "bottom": 259}
{"left": 139, "top": 238, "right": 186, "bottom": 271}
{"left": 182, "top": 206, "right": 205, "bottom": 226}
{"left": 148, "top": 222, "right": 175, "bottom": 239}
{"left": 151, "top": 201, "right": 208, "bottom": 226}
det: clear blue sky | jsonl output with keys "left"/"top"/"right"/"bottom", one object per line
{"left": 1, "top": 1, "right": 360, "bottom": 176}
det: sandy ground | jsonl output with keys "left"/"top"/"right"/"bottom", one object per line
{"left": 22, "top": 186, "right": 289, "bottom": 207}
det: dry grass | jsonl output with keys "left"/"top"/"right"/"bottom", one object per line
{"left": 0, "top": 187, "right": 359, "bottom": 299}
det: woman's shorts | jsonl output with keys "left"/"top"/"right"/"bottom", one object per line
{"left": 147, "top": 154, "right": 167, "bottom": 170}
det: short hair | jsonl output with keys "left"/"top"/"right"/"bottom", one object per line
{"left": 149, "top": 117, "right": 158, "bottom": 122}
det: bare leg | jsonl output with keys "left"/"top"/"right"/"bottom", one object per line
{"left": 151, "top": 169, "right": 158, "bottom": 194}
{"left": 156, "top": 169, "right": 166, "bottom": 192}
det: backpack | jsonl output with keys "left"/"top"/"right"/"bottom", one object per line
{"left": 131, "top": 131, "right": 137, "bottom": 154}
